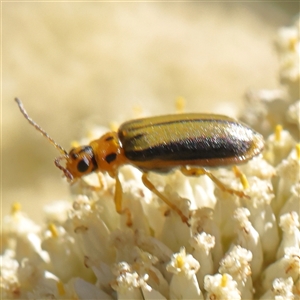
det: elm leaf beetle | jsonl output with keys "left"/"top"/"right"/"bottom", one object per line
{"left": 15, "top": 98, "right": 264, "bottom": 225}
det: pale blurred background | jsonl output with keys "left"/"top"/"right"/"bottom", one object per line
{"left": 2, "top": 2, "right": 298, "bottom": 223}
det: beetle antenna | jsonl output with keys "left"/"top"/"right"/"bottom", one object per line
{"left": 55, "top": 156, "right": 73, "bottom": 180}
{"left": 15, "top": 98, "right": 69, "bottom": 157}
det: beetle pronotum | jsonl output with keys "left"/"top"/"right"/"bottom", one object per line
{"left": 15, "top": 98, "right": 264, "bottom": 224}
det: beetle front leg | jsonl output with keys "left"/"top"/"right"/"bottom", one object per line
{"left": 141, "top": 173, "right": 190, "bottom": 225}
{"left": 180, "top": 167, "right": 249, "bottom": 198}
{"left": 114, "top": 174, "right": 132, "bottom": 226}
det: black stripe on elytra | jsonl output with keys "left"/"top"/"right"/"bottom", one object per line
{"left": 118, "top": 132, "right": 145, "bottom": 145}
{"left": 124, "top": 136, "right": 251, "bottom": 161}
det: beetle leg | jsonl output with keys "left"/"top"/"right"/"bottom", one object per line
{"left": 85, "top": 173, "right": 105, "bottom": 191}
{"left": 97, "top": 173, "right": 105, "bottom": 189}
{"left": 180, "top": 167, "right": 249, "bottom": 198}
{"left": 141, "top": 173, "right": 189, "bottom": 225}
{"left": 114, "top": 174, "right": 132, "bottom": 226}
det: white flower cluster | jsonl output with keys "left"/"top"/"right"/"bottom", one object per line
{"left": 240, "top": 18, "right": 300, "bottom": 139}
{"left": 1, "top": 18, "right": 300, "bottom": 300}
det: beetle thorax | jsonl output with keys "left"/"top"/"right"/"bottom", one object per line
{"left": 90, "top": 132, "right": 127, "bottom": 177}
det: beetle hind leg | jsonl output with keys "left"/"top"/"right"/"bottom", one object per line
{"left": 141, "top": 173, "right": 190, "bottom": 225}
{"left": 180, "top": 166, "right": 248, "bottom": 198}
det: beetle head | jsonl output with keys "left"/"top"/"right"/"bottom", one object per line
{"left": 55, "top": 146, "right": 98, "bottom": 181}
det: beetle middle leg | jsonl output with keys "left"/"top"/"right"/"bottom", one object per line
{"left": 114, "top": 174, "right": 133, "bottom": 226}
{"left": 141, "top": 173, "right": 189, "bottom": 225}
{"left": 180, "top": 166, "right": 248, "bottom": 198}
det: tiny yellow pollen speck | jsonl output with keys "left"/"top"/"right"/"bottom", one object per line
{"left": 221, "top": 274, "right": 228, "bottom": 287}
{"left": 56, "top": 281, "right": 65, "bottom": 296}
{"left": 48, "top": 223, "right": 58, "bottom": 238}
{"left": 296, "top": 144, "right": 300, "bottom": 160}
{"left": 176, "top": 255, "right": 184, "bottom": 269}
{"left": 275, "top": 124, "right": 282, "bottom": 142}
{"left": 11, "top": 202, "right": 21, "bottom": 214}
{"left": 240, "top": 174, "right": 249, "bottom": 189}
{"left": 90, "top": 200, "right": 97, "bottom": 210}
{"left": 175, "top": 96, "right": 186, "bottom": 113}
{"left": 71, "top": 140, "right": 80, "bottom": 148}
{"left": 289, "top": 37, "right": 297, "bottom": 52}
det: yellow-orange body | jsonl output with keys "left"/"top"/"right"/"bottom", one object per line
{"left": 66, "top": 113, "right": 264, "bottom": 181}
{"left": 15, "top": 98, "right": 264, "bottom": 224}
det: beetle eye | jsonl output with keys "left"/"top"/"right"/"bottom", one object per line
{"left": 77, "top": 157, "right": 90, "bottom": 173}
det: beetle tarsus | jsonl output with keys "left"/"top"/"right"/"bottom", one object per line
{"left": 180, "top": 167, "right": 249, "bottom": 199}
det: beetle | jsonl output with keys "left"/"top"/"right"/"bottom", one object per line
{"left": 15, "top": 98, "right": 264, "bottom": 224}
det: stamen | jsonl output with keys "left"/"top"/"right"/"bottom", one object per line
{"left": 275, "top": 124, "right": 282, "bottom": 142}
